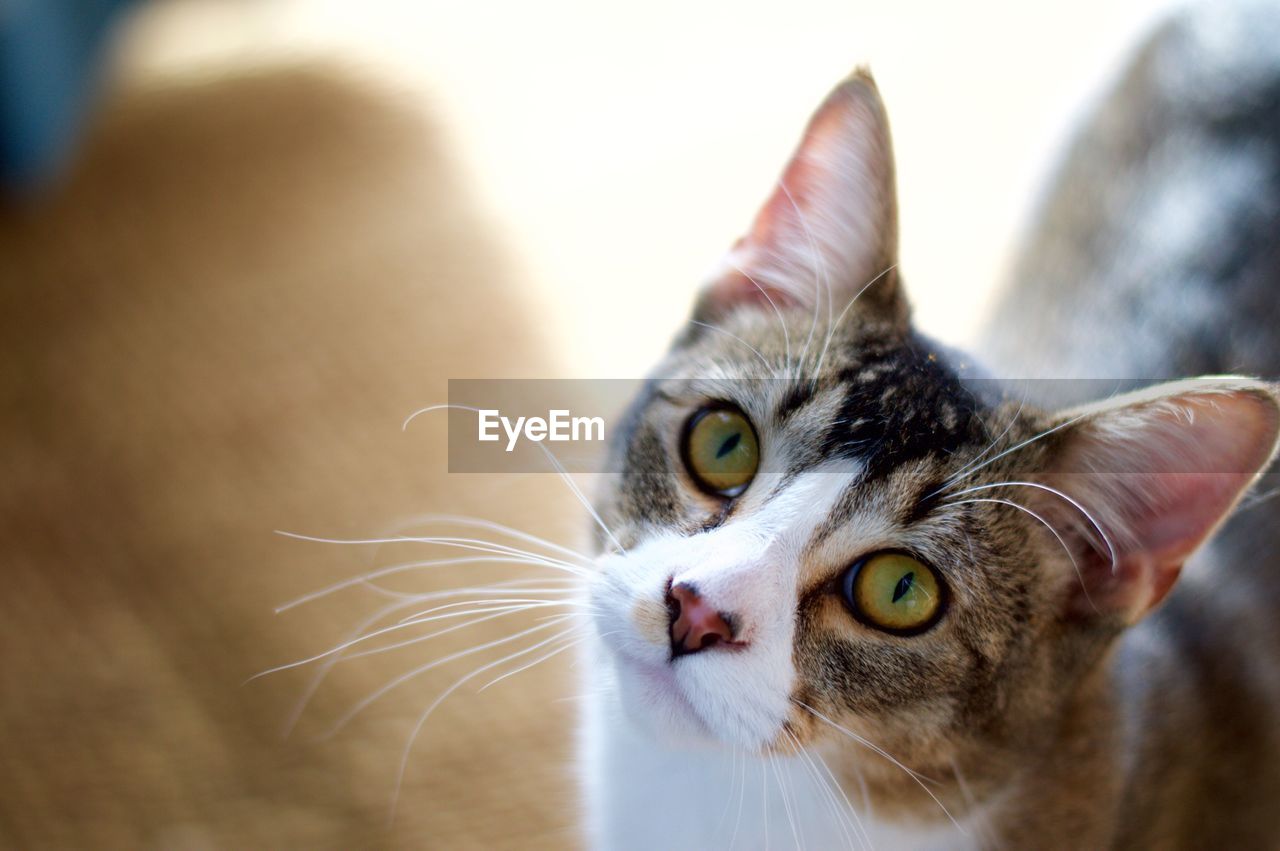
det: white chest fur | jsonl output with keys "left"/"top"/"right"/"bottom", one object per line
{"left": 581, "top": 681, "right": 983, "bottom": 851}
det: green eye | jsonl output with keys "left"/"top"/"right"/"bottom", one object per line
{"left": 842, "top": 552, "right": 944, "bottom": 634}
{"left": 682, "top": 406, "right": 760, "bottom": 497}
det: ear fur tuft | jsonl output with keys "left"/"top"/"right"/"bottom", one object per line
{"left": 1033, "top": 378, "right": 1280, "bottom": 622}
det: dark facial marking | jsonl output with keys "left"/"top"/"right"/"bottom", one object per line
{"left": 822, "top": 332, "right": 988, "bottom": 481}
{"left": 775, "top": 382, "right": 816, "bottom": 421}
{"left": 899, "top": 477, "right": 951, "bottom": 527}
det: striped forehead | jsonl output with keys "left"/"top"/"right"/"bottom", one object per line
{"left": 649, "top": 358, "right": 983, "bottom": 482}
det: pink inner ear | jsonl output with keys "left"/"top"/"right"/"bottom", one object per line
{"left": 1043, "top": 384, "right": 1280, "bottom": 622}
{"left": 743, "top": 89, "right": 878, "bottom": 254}
{"left": 1140, "top": 472, "right": 1259, "bottom": 563}
{"left": 698, "top": 72, "right": 899, "bottom": 319}
{"left": 1057, "top": 472, "right": 1254, "bottom": 619}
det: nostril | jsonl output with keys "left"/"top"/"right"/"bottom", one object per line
{"left": 667, "top": 580, "right": 739, "bottom": 659}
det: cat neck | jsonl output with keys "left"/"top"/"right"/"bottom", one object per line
{"left": 580, "top": 648, "right": 1133, "bottom": 850}
{"left": 581, "top": 669, "right": 1000, "bottom": 850}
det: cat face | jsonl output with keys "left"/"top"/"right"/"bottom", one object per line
{"left": 586, "top": 72, "right": 1280, "bottom": 787}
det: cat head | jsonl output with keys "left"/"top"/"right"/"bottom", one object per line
{"left": 587, "top": 70, "right": 1280, "bottom": 792}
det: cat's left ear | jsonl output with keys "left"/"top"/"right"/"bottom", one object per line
{"left": 694, "top": 69, "right": 905, "bottom": 326}
{"left": 1029, "top": 379, "right": 1280, "bottom": 624}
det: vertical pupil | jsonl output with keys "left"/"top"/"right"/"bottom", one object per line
{"left": 715, "top": 430, "right": 741, "bottom": 459}
{"left": 891, "top": 571, "right": 915, "bottom": 604}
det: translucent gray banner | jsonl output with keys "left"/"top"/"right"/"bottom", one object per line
{"left": 435, "top": 377, "right": 1280, "bottom": 477}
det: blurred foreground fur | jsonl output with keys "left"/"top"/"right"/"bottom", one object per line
{"left": 0, "top": 65, "right": 578, "bottom": 848}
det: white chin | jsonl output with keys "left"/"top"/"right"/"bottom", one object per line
{"left": 610, "top": 656, "right": 725, "bottom": 748}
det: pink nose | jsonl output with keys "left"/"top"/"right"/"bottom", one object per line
{"left": 668, "top": 581, "right": 738, "bottom": 658}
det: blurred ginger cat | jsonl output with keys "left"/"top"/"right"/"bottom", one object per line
{"left": 0, "top": 64, "right": 577, "bottom": 849}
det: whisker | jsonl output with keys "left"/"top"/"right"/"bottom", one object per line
{"left": 761, "top": 752, "right": 771, "bottom": 850}
{"left": 690, "top": 319, "right": 776, "bottom": 378}
{"left": 399, "top": 402, "right": 624, "bottom": 555}
{"left": 778, "top": 726, "right": 870, "bottom": 849}
{"left": 949, "top": 755, "right": 978, "bottom": 815}
{"left": 731, "top": 745, "right": 747, "bottom": 849}
{"left": 947, "top": 497, "right": 1099, "bottom": 613}
{"left": 395, "top": 596, "right": 582, "bottom": 625}
{"left": 325, "top": 614, "right": 578, "bottom": 739}
{"left": 252, "top": 600, "right": 577, "bottom": 681}
{"left": 275, "top": 530, "right": 587, "bottom": 572}
{"left": 726, "top": 258, "right": 792, "bottom": 375}
{"left": 810, "top": 264, "right": 896, "bottom": 390}
{"left": 776, "top": 177, "right": 827, "bottom": 379}
{"left": 795, "top": 701, "right": 964, "bottom": 834}
{"left": 933, "top": 411, "right": 1090, "bottom": 493}
{"left": 808, "top": 745, "right": 872, "bottom": 851}
{"left": 346, "top": 602, "right": 592, "bottom": 662}
{"left": 768, "top": 749, "right": 804, "bottom": 851}
{"left": 270, "top": 600, "right": 583, "bottom": 744}
{"left": 943, "top": 481, "right": 1116, "bottom": 570}
{"left": 278, "top": 594, "right": 429, "bottom": 737}
{"left": 716, "top": 746, "right": 740, "bottom": 838}
{"left": 273, "top": 530, "right": 588, "bottom": 579}
{"left": 943, "top": 396, "right": 1027, "bottom": 487}
{"left": 784, "top": 729, "right": 862, "bottom": 851}
{"left": 533, "top": 441, "right": 627, "bottom": 555}
{"left": 478, "top": 633, "right": 584, "bottom": 692}
{"left": 276, "top": 557, "right": 582, "bottom": 613}
{"left": 397, "top": 537, "right": 589, "bottom": 574}
{"left": 389, "top": 623, "right": 582, "bottom": 820}
{"left": 401, "top": 401, "right": 474, "bottom": 432}
{"left": 852, "top": 759, "right": 872, "bottom": 818}
{"left": 396, "top": 512, "right": 595, "bottom": 565}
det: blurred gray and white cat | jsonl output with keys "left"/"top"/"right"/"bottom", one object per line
{"left": 580, "top": 3, "right": 1280, "bottom": 848}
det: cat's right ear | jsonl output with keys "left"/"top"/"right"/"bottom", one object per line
{"left": 1028, "top": 379, "right": 1280, "bottom": 624}
{"left": 693, "top": 70, "right": 905, "bottom": 326}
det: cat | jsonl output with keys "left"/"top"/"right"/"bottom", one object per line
{"left": 580, "top": 3, "right": 1280, "bottom": 849}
